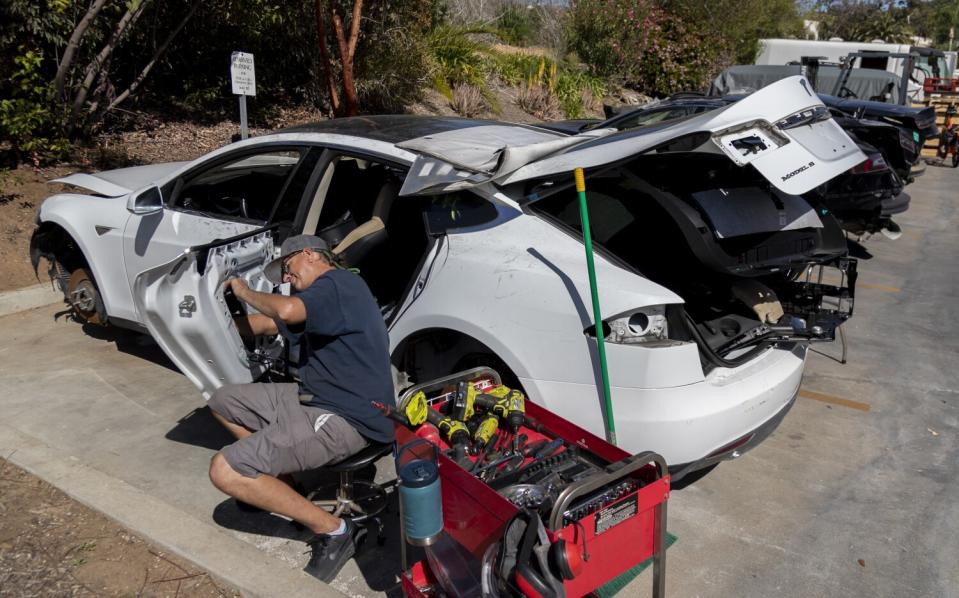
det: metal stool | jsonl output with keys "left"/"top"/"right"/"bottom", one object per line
{"left": 307, "top": 442, "right": 393, "bottom": 524}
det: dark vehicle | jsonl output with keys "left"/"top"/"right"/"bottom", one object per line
{"left": 546, "top": 94, "right": 919, "bottom": 236}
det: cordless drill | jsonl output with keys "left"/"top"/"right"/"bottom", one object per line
{"left": 475, "top": 386, "right": 527, "bottom": 453}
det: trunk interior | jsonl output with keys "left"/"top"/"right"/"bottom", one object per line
{"left": 528, "top": 153, "right": 855, "bottom": 363}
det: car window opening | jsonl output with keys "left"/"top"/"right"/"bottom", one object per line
{"left": 171, "top": 149, "right": 305, "bottom": 223}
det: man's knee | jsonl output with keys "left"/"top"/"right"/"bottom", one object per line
{"left": 210, "top": 452, "right": 243, "bottom": 493}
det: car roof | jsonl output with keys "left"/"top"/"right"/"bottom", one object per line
{"left": 273, "top": 115, "right": 566, "bottom": 145}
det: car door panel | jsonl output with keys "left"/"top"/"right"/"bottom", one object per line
{"left": 133, "top": 229, "right": 281, "bottom": 399}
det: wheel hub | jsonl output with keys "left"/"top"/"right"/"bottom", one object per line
{"left": 66, "top": 268, "right": 104, "bottom": 324}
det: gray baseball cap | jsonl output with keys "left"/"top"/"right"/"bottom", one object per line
{"left": 263, "top": 234, "right": 330, "bottom": 284}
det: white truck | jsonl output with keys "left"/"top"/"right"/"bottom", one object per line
{"left": 757, "top": 38, "right": 957, "bottom": 102}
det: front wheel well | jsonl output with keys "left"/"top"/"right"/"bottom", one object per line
{"left": 391, "top": 328, "right": 522, "bottom": 391}
{"left": 31, "top": 222, "right": 91, "bottom": 280}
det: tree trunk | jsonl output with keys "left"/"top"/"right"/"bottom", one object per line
{"left": 315, "top": 0, "right": 341, "bottom": 115}
{"left": 70, "top": 0, "right": 151, "bottom": 127}
{"left": 320, "top": 0, "right": 364, "bottom": 117}
{"left": 55, "top": 0, "right": 108, "bottom": 102}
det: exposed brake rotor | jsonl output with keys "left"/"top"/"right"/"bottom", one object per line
{"left": 67, "top": 268, "right": 105, "bottom": 325}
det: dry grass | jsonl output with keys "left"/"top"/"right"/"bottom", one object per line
{"left": 449, "top": 83, "right": 487, "bottom": 117}
{"left": 516, "top": 84, "right": 561, "bottom": 120}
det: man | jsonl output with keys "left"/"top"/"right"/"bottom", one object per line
{"left": 207, "top": 234, "right": 395, "bottom": 582}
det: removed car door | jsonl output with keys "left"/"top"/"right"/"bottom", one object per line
{"left": 133, "top": 228, "right": 282, "bottom": 399}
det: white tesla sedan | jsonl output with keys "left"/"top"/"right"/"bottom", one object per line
{"left": 31, "top": 77, "right": 863, "bottom": 475}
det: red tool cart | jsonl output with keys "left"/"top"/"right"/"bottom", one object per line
{"left": 392, "top": 368, "right": 669, "bottom": 598}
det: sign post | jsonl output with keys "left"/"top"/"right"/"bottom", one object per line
{"left": 230, "top": 51, "right": 256, "bottom": 139}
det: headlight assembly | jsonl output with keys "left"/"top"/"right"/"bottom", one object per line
{"left": 605, "top": 306, "right": 668, "bottom": 344}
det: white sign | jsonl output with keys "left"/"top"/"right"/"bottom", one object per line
{"left": 230, "top": 51, "right": 256, "bottom": 96}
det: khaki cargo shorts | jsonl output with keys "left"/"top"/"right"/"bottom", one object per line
{"left": 209, "top": 382, "right": 368, "bottom": 478}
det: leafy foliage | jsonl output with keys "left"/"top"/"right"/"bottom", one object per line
{"left": 0, "top": 48, "right": 68, "bottom": 162}
{"left": 814, "top": 1, "right": 913, "bottom": 44}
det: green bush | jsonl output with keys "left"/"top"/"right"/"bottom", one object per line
{"left": 554, "top": 69, "right": 606, "bottom": 119}
{"left": 485, "top": 52, "right": 552, "bottom": 86}
{"left": 496, "top": 4, "right": 540, "bottom": 46}
{"left": 0, "top": 48, "right": 67, "bottom": 162}
{"left": 427, "top": 26, "right": 489, "bottom": 92}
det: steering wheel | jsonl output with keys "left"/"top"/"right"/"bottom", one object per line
{"left": 213, "top": 195, "right": 250, "bottom": 218}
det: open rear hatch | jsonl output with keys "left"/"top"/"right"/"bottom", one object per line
{"left": 396, "top": 76, "right": 865, "bottom": 200}
{"left": 133, "top": 228, "right": 284, "bottom": 399}
{"left": 496, "top": 78, "right": 864, "bottom": 367}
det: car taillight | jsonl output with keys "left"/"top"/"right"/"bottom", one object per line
{"left": 898, "top": 128, "right": 917, "bottom": 152}
{"left": 848, "top": 153, "right": 889, "bottom": 174}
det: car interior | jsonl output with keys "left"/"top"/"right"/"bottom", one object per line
{"left": 171, "top": 151, "right": 303, "bottom": 222}
{"left": 301, "top": 155, "right": 431, "bottom": 314}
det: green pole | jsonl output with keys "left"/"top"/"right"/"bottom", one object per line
{"left": 574, "top": 167, "right": 616, "bottom": 445}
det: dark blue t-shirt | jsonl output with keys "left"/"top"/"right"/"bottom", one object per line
{"left": 277, "top": 269, "right": 395, "bottom": 443}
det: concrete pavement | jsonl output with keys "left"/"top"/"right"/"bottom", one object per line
{"left": 1, "top": 164, "right": 956, "bottom": 597}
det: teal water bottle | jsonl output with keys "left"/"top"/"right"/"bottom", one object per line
{"left": 397, "top": 439, "right": 443, "bottom": 546}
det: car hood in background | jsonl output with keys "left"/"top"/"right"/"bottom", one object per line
{"left": 49, "top": 161, "right": 188, "bottom": 197}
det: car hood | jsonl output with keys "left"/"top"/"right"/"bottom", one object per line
{"left": 397, "top": 77, "right": 865, "bottom": 198}
{"left": 50, "top": 162, "right": 188, "bottom": 197}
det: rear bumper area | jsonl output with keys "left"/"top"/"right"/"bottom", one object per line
{"left": 519, "top": 343, "right": 807, "bottom": 468}
{"left": 668, "top": 386, "right": 797, "bottom": 481}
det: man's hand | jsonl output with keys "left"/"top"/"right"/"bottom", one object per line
{"left": 225, "top": 277, "right": 250, "bottom": 297}
{"left": 223, "top": 276, "right": 307, "bottom": 325}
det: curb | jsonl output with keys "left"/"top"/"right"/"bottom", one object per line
{"left": 0, "top": 283, "right": 63, "bottom": 318}
{"left": 0, "top": 424, "right": 345, "bottom": 598}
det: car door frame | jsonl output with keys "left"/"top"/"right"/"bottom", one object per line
{"left": 117, "top": 143, "right": 320, "bottom": 323}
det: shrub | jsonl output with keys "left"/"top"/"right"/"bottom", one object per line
{"left": 0, "top": 48, "right": 67, "bottom": 163}
{"left": 449, "top": 83, "right": 486, "bottom": 117}
{"left": 554, "top": 69, "right": 606, "bottom": 118}
{"left": 496, "top": 3, "right": 540, "bottom": 46}
{"left": 516, "top": 84, "right": 560, "bottom": 120}
{"left": 426, "top": 26, "right": 489, "bottom": 95}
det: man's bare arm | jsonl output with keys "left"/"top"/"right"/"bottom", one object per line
{"left": 226, "top": 279, "right": 307, "bottom": 325}
{"left": 234, "top": 313, "right": 279, "bottom": 338}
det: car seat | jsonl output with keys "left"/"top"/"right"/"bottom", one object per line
{"left": 331, "top": 180, "right": 397, "bottom": 268}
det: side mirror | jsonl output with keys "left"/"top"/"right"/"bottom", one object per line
{"left": 128, "top": 185, "right": 163, "bottom": 215}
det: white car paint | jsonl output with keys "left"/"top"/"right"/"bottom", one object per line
{"left": 38, "top": 76, "right": 863, "bottom": 467}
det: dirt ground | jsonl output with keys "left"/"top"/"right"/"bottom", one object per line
{"left": 0, "top": 458, "right": 238, "bottom": 597}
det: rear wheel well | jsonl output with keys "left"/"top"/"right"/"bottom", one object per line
{"left": 391, "top": 328, "right": 522, "bottom": 392}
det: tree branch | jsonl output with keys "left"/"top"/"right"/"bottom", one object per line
{"left": 71, "top": 0, "right": 151, "bottom": 123}
{"left": 55, "top": 0, "right": 108, "bottom": 101}
{"left": 104, "top": 2, "right": 199, "bottom": 113}
{"left": 347, "top": 0, "right": 363, "bottom": 61}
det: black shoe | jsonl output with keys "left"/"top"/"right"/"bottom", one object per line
{"left": 235, "top": 498, "right": 264, "bottom": 513}
{"left": 303, "top": 519, "right": 364, "bottom": 582}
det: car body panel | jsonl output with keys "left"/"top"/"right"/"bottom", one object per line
{"left": 499, "top": 77, "right": 865, "bottom": 196}
{"left": 386, "top": 197, "right": 700, "bottom": 390}
{"left": 36, "top": 193, "right": 133, "bottom": 318}
{"left": 519, "top": 343, "right": 806, "bottom": 465}
{"left": 50, "top": 162, "right": 189, "bottom": 197}
{"left": 133, "top": 229, "right": 281, "bottom": 399}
